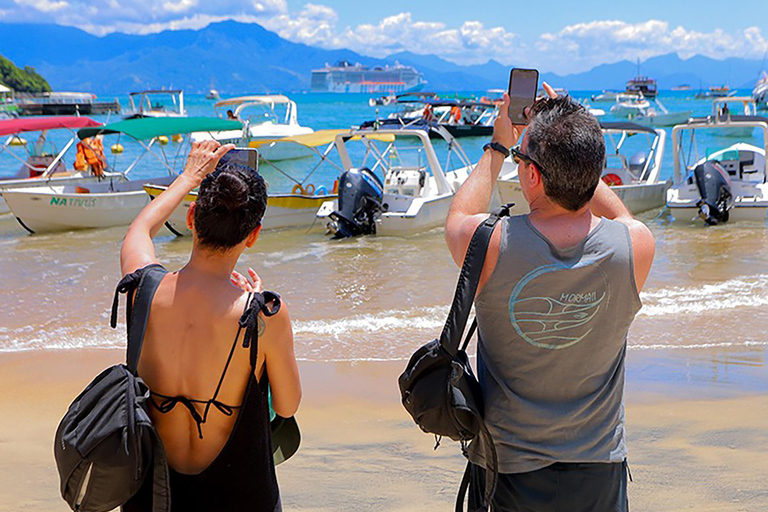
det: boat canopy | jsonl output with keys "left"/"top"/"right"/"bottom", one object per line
{"left": 598, "top": 121, "right": 658, "bottom": 134}
{"left": 129, "top": 89, "right": 183, "bottom": 95}
{"left": 686, "top": 115, "right": 768, "bottom": 126}
{"left": 0, "top": 116, "right": 101, "bottom": 137}
{"left": 248, "top": 129, "right": 395, "bottom": 149}
{"left": 215, "top": 95, "right": 291, "bottom": 108}
{"left": 77, "top": 117, "right": 243, "bottom": 140}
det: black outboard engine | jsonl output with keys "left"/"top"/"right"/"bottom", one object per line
{"left": 327, "top": 167, "right": 384, "bottom": 238}
{"left": 693, "top": 161, "right": 733, "bottom": 225}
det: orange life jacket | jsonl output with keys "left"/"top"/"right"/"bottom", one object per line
{"left": 74, "top": 137, "right": 106, "bottom": 177}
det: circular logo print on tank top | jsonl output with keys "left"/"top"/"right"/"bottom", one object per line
{"left": 508, "top": 263, "right": 609, "bottom": 350}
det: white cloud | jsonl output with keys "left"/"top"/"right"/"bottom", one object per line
{"left": 262, "top": 10, "right": 520, "bottom": 65}
{"left": 162, "top": 0, "right": 198, "bottom": 14}
{"left": 535, "top": 20, "right": 768, "bottom": 73}
{"left": 13, "top": 0, "right": 69, "bottom": 13}
{"left": 1, "top": 2, "right": 768, "bottom": 74}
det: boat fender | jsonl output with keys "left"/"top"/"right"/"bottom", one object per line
{"left": 315, "top": 185, "right": 328, "bottom": 196}
{"left": 291, "top": 183, "right": 305, "bottom": 195}
{"left": 111, "top": 143, "right": 124, "bottom": 154}
{"left": 304, "top": 183, "right": 315, "bottom": 195}
{"left": 157, "top": 135, "right": 169, "bottom": 145}
{"left": 602, "top": 173, "right": 623, "bottom": 186}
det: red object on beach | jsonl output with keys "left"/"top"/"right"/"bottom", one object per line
{"left": 0, "top": 116, "right": 102, "bottom": 136}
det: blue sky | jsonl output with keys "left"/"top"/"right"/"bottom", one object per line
{"left": 2, "top": 0, "right": 768, "bottom": 73}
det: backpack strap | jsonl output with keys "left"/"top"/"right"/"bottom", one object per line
{"left": 440, "top": 203, "right": 513, "bottom": 356}
{"left": 110, "top": 263, "right": 168, "bottom": 374}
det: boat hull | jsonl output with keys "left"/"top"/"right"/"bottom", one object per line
{"left": 497, "top": 179, "right": 668, "bottom": 216}
{"left": 0, "top": 173, "right": 125, "bottom": 215}
{"left": 143, "top": 184, "right": 336, "bottom": 234}
{"left": 4, "top": 177, "right": 174, "bottom": 234}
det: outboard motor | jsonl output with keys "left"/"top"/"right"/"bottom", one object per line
{"left": 693, "top": 160, "right": 733, "bottom": 225}
{"left": 327, "top": 167, "right": 384, "bottom": 239}
{"left": 628, "top": 151, "right": 648, "bottom": 177}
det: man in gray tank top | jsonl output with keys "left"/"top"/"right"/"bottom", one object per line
{"left": 445, "top": 84, "right": 655, "bottom": 512}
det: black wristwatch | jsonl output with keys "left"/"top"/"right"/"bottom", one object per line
{"left": 483, "top": 141, "right": 510, "bottom": 158}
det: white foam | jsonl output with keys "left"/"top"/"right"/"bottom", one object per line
{"left": 292, "top": 306, "right": 448, "bottom": 336}
{"left": 639, "top": 274, "right": 768, "bottom": 317}
{"left": 629, "top": 340, "right": 768, "bottom": 351}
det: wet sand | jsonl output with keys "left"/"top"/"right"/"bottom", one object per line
{"left": 1, "top": 349, "right": 767, "bottom": 512}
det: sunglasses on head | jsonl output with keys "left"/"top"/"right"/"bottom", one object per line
{"left": 510, "top": 145, "right": 547, "bottom": 177}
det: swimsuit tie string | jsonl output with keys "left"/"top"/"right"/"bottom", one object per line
{"left": 238, "top": 292, "right": 281, "bottom": 349}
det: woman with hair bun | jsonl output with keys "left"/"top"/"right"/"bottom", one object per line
{"left": 121, "top": 141, "right": 301, "bottom": 512}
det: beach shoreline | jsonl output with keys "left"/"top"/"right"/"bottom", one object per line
{"left": 1, "top": 349, "right": 767, "bottom": 511}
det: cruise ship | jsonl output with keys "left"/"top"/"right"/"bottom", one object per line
{"left": 310, "top": 60, "right": 425, "bottom": 94}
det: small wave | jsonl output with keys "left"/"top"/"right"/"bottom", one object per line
{"left": 640, "top": 274, "right": 768, "bottom": 317}
{"left": 293, "top": 306, "right": 448, "bottom": 336}
{"left": 629, "top": 340, "right": 768, "bottom": 351}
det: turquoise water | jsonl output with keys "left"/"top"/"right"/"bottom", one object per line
{"left": 1, "top": 90, "right": 767, "bottom": 394}
{"left": 2, "top": 90, "right": 763, "bottom": 191}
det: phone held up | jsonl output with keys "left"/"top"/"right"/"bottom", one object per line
{"left": 217, "top": 147, "right": 259, "bottom": 174}
{"left": 507, "top": 68, "right": 539, "bottom": 125}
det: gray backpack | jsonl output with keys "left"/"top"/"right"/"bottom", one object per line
{"left": 54, "top": 264, "right": 170, "bottom": 512}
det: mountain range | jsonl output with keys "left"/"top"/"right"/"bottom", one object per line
{"left": 0, "top": 21, "right": 765, "bottom": 95}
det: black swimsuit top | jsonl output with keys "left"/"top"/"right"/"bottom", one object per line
{"left": 123, "top": 280, "right": 283, "bottom": 512}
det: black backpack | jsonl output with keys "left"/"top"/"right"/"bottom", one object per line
{"left": 54, "top": 264, "right": 170, "bottom": 512}
{"left": 398, "top": 204, "right": 511, "bottom": 511}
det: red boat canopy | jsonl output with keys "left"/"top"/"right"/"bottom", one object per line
{"left": 0, "top": 116, "right": 102, "bottom": 137}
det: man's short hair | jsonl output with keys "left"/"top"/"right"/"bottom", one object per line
{"left": 526, "top": 96, "right": 605, "bottom": 211}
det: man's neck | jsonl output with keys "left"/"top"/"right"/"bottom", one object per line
{"left": 527, "top": 198, "right": 598, "bottom": 249}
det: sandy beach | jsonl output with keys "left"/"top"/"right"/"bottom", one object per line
{"left": 1, "top": 349, "right": 766, "bottom": 512}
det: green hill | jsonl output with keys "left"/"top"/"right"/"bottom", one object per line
{"left": 0, "top": 54, "right": 50, "bottom": 93}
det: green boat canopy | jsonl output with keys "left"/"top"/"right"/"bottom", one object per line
{"left": 77, "top": 116, "right": 243, "bottom": 140}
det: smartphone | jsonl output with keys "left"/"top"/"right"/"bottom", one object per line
{"left": 217, "top": 147, "right": 259, "bottom": 173}
{"left": 508, "top": 68, "right": 539, "bottom": 124}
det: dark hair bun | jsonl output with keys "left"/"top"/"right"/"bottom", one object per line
{"left": 194, "top": 162, "right": 268, "bottom": 250}
{"left": 213, "top": 171, "right": 249, "bottom": 211}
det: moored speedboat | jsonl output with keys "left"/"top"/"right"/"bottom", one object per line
{"left": 143, "top": 129, "right": 354, "bottom": 235}
{"left": 4, "top": 117, "right": 241, "bottom": 233}
{"left": 191, "top": 95, "right": 314, "bottom": 161}
{"left": 316, "top": 126, "right": 475, "bottom": 237}
{"left": 0, "top": 116, "right": 127, "bottom": 214}
{"left": 666, "top": 116, "right": 768, "bottom": 224}
{"left": 125, "top": 89, "right": 186, "bottom": 119}
{"left": 629, "top": 99, "right": 692, "bottom": 128}
{"left": 497, "top": 121, "right": 669, "bottom": 216}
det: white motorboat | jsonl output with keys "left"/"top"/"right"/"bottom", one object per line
{"left": 497, "top": 121, "right": 669, "bottom": 216}
{"left": 666, "top": 115, "right": 768, "bottom": 224}
{"left": 610, "top": 96, "right": 651, "bottom": 118}
{"left": 125, "top": 89, "right": 186, "bottom": 119}
{"left": 191, "top": 95, "right": 314, "bottom": 161}
{"left": 711, "top": 97, "right": 759, "bottom": 138}
{"left": 316, "top": 126, "right": 476, "bottom": 237}
{"left": 206, "top": 89, "right": 220, "bottom": 100}
{"left": 0, "top": 116, "right": 126, "bottom": 214}
{"left": 4, "top": 116, "right": 242, "bottom": 233}
{"left": 629, "top": 99, "right": 692, "bottom": 128}
{"left": 143, "top": 129, "right": 359, "bottom": 235}
{"left": 753, "top": 72, "right": 768, "bottom": 109}
{"left": 591, "top": 91, "right": 641, "bottom": 102}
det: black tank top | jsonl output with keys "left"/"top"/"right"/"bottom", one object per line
{"left": 123, "top": 285, "right": 282, "bottom": 512}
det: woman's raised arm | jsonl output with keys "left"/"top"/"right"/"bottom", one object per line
{"left": 120, "top": 141, "right": 233, "bottom": 276}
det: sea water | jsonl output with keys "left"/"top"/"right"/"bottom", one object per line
{"left": 0, "top": 91, "right": 766, "bottom": 394}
